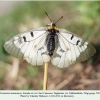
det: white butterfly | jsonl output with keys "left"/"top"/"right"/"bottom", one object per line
{"left": 4, "top": 13, "right": 96, "bottom": 68}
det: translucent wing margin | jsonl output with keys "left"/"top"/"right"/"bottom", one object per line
{"left": 51, "top": 29, "right": 96, "bottom": 68}
{"left": 4, "top": 27, "right": 50, "bottom": 66}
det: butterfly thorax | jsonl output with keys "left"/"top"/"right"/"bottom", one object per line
{"left": 47, "top": 23, "right": 59, "bottom": 56}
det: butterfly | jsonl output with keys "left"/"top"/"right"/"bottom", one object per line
{"left": 4, "top": 12, "right": 96, "bottom": 68}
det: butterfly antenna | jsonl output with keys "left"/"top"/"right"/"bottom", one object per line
{"left": 55, "top": 16, "right": 63, "bottom": 24}
{"left": 45, "top": 12, "right": 52, "bottom": 22}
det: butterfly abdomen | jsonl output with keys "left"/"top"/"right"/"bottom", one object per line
{"left": 47, "top": 29, "right": 56, "bottom": 56}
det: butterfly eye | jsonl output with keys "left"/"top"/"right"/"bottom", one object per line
{"left": 52, "top": 23, "right": 56, "bottom": 26}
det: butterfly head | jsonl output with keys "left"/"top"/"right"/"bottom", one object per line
{"left": 47, "top": 22, "right": 58, "bottom": 30}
